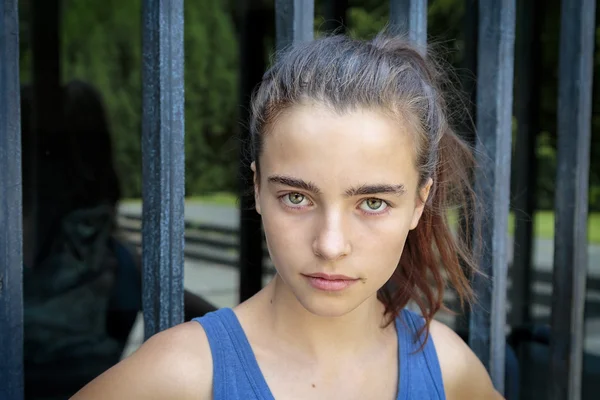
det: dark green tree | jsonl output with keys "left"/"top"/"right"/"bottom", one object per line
{"left": 57, "top": 0, "right": 239, "bottom": 198}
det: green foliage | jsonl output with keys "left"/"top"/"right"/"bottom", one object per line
{"left": 36, "top": 0, "right": 240, "bottom": 199}
{"left": 19, "top": 0, "right": 598, "bottom": 210}
{"left": 182, "top": 0, "right": 239, "bottom": 196}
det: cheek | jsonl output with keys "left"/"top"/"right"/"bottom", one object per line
{"left": 260, "top": 200, "right": 310, "bottom": 268}
{"left": 356, "top": 212, "right": 412, "bottom": 277}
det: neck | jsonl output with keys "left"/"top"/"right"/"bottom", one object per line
{"left": 254, "top": 274, "right": 392, "bottom": 360}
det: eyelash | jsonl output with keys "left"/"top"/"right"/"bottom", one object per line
{"left": 278, "top": 193, "right": 313, "bottom": 211}
{"left": 277, "top": 192, "right": 393, "bottom": 216}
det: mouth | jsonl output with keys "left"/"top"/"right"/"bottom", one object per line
{"left": 302, "top": 272, "right": 360, "bottom": 292}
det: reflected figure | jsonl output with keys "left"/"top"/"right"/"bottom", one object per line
{"left": 21, "top": 80, "right": 216, "bottom": 400}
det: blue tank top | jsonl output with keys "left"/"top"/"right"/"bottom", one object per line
{"left": 194, "top": 308, "right": 446, "bottom": 399}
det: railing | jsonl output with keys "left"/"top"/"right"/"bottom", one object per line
{"left": 0, "top": 0, "right": 596, "bottom": 399}
{"left": 140, "top": 0, "right": 186, "bottom": 340}
{"left": 0, "top": 2, "right": 24, "bottom": 400}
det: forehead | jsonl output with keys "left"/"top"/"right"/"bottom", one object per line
{"left": 260, "top": 104, "right": 419, "bottom": 189}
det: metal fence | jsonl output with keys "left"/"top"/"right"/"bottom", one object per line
{"left": 0, "top": 2, "right": 24, "bottom": 399}
{"left": 0, "top": 0, "right": 596, "bottom": 399}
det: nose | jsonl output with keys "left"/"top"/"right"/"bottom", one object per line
{"left": 312, "top": 212, "right": 352, "bottom": 261}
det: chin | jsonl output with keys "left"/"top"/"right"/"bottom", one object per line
{"left": 293, "top": 287, "right": 370, "bottom": 319}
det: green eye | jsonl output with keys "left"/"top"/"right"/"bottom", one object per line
{"left": 366, "top": 199, "right": 383, "bottom": 210}
{"left": 288, "top": 193, "right": 305, "bottom": 205}
{"left": 359, "top": 198, "right": 389, "bottom": 214}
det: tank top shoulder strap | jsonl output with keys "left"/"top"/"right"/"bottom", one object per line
{"left": 396, "top": 309, "right": 446, "bottom": 400}
{"left": 193, "top": 308, "right": 274, "bottom": 400}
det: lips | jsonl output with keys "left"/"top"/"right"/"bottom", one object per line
{"left": 305, "top": 272, "right": 357, "bottom": 281}
{"left": 302, "top": 272, "right": 359, "bottom": 291}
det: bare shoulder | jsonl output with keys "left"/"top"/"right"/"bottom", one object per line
{"left": 72, "top": 321, "right": 213, "bottom": 399}
{"left": 428, "top": 319, "right": 504, "bottom": 400}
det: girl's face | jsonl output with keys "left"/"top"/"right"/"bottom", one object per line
{"left": 254, "top": 103, "right": 431, "bottom": 317}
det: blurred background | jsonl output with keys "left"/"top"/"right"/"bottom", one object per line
{"left": 15, "top": 0, "right": 599, "bottom": 399}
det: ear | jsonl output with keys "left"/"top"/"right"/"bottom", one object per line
{"left": 409, "top": 177, "right": 433, "bottom": 230}
{"left": 251, "top": 161, "right": 261, "bottom": 215}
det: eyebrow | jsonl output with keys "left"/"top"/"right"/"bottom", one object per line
{"left": 267, "top": 175, "right": 406, "bottom": 197}
{"left": 268, "top": 175, "right": 322, "bottom": 194}
{"left": 345, "top": 183, "right": 406, "bottom": 197}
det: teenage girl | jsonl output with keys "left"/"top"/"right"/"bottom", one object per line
{"left": 73, "top": 33, "right": 503, "bottom": 400}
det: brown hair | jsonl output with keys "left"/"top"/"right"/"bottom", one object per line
{"left": 248, "top": 32, "right": 479, "bottom": 339}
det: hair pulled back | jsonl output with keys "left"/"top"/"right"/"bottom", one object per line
{"left": 249, "top": 32, "right": 479, "bottom": 333}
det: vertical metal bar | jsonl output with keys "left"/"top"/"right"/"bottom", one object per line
{"left": 469, "top": 0, "right": 516, "bottom": 394}
{"left": 455, "top": 0, "right": 478, "bottom": 335}
{"left": 323, "top": 0, "right": 348, "bottom": 34}
{"left": 510, "top": 0, "right": 542, "bottom": 327}
{"left": 549, "top": 0, "right": 596, "bottom": 398}
{"left": 389, "top": 0, "right": 427, "bottom": 48}
{"left": 141, "top": 0, "right": 185, "bottom": 340}
{"left": 275, "top": 0, "right": 314, "bottom": 52}
{"left": 238, "top": 1, "right": 268, "bottom": 302}
{"left": 31, "top": 0, "right": 62, "bottom": 268}
{"left": 0, "top": 0, "right": 24, "bottom": 398}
